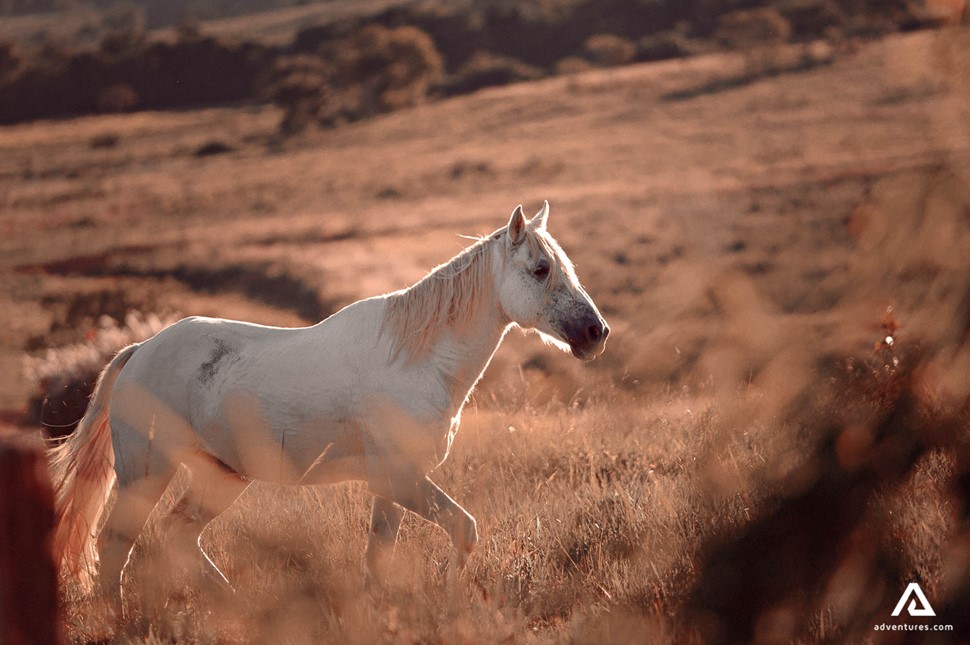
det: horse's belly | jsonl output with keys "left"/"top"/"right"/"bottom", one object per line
{"left": 200, "top": 381, "right": 457, "bottom": 484}
{"left": 281, "top": 418, "right": 369, "bottom": 485}
{"left": 198, "top": 388, "right": 368, "bottom": 484}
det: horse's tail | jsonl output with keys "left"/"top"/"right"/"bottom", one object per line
{"left": 48, "top": 343, "right": 139, "bottom": 592}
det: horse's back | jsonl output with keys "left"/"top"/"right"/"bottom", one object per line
{"left": 107, "top": 317, "right": 301, "bottom": 444}
{"left": 109, "top": 306, "right": 393, "bottom": 474}
{"left": 120, "top": 315, "right": 292, "bottom": 385}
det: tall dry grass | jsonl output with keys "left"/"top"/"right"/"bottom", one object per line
{"left": 28, "top": 37, "right": 970, "bottom": 639}
{"left": 55, "top": 381, "right": 782, "bottom": 643}
{"left": 41, "top": 156, "right": 970, "bottom": 642}
{"left": 50, "top": 337, "right": 965, "bottom": 643}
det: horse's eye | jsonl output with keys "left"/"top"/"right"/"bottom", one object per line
{"left": 533, "top": 260, "right": 550, "bottom": 280}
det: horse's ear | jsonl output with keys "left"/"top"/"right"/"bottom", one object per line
{"left": 531, "top": 200, "right": 550, "bottom": 231}
{"left": 507, "top": 205, "right": 526, "bottom": 247}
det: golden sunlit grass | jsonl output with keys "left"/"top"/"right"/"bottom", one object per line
{"left": 46, "top": 356, "right": 812, "bottom": 644}
{"left": 4, "top": 25, "right": 968, "bottom": 644}
{"left": 41, "top": 157, "right": 970, "bottom": 645}
{"left": 43, "top": 245, "right": 970, "bottom": 643}
{"left": 49, "top": 348, "right": 961, "bottom": 644}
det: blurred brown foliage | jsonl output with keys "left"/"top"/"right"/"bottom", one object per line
{"left": 0, "top": 0, "right": 950, "bottom": 125}
{"left": 675, "top": 161, "right": 970, "bottom": 642}
{"left": 0, "top": 28, "right": 274, "bottom": 124}
{"left": 0, "top": 431, "right": 62, "bottom": 645}
{"left": 438, "top": 50, "right": 543, "bottom": 97}
{"left": 270, "top": 54, "right": 331, "bottom": 135}
{"left": 96, "top": 82, "right": 138, "bottom": 113}
{"left": 715, "top": 8, "right": 793, "bottom": 49}
{"left": 685, "top": 343, "right": 970, "bottom": 642}
{"left": 268, "top": 25, "right": 443, "bottom": 132}
{"left": 0, "top": 40, "right": 21, "bottom": 79}
{"left": 583, "top": 34, "right": 638, "bottom": 67}
{"left": 326, "top": 24, "right": 444, "bottom": 119}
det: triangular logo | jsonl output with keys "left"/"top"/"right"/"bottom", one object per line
{"left": 891, "top": 582, "right": 936, "bottom": 617}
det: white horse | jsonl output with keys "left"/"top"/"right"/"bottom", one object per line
{"left": 48, "top": 201, "right": 609, "bottom": 606}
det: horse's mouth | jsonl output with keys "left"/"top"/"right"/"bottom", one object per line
{"left": 568, "top": 339, "right": 600, "bottom": 362}
{"left": 561, "top": 317, "right": 609, "bottom": 362}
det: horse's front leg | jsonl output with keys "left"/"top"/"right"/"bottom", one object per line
{"left": 364, "top": 495, "right": 404, "bottom": 591}
{"left": 371, "top": 474, "right": 478, "bottom": 573}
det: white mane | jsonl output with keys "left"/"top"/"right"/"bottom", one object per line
{"left": 382, "top": 225, "right": 567, "bottom": 361}
{"left": 383, "top": 235, "right": 494, "bottom": 361}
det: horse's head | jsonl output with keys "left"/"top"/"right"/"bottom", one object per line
{"left": 495, "top": 201, "right": 609, "bottom": 361}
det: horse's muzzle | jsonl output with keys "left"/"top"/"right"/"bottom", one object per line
{"left": 565, "top": 317, "right": 610, "bottom": 361}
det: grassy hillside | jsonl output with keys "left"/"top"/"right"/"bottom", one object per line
{"left": 0, "top": 0, "right": 962, "bottom": 125}
{"left": 2, "top": 22, "right": 969, "bottom": 643}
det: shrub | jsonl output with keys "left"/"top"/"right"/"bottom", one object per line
{"left": 97, "top": 83, "right": 138, "bottom": 113}
{"left": 0, "top": 41, "right": 21, "bottom": 80}
{"left": 194, "top": 140, "right": 234, "bottom": 157}
{"left": 637, "top": 31, "right": 690, "bottom": 62}
{"left": 0, "top": 31, "right": 275, "bottom": 124}
{"left": 583, "top": 33, "right": 636, "bottom": 67}
{"left": 778, "top": 0, "right": 846, "bottom": 40}
{"left": 555, "top": 56, "right": 594, "bottom": 76}
{"left": 270, "top": 54, "right": 332, "bottom": 135}
{"left": 328, "top": 25, "right": 444, "bottom": 118}
{"left": 715, "top": 8, "right": 793, "bottom": 49}
{"left": 439, "top": 50, "right": 542, "bottom": 97}
{"left": 88, "top": 133, "right": 120, "bottom": 149}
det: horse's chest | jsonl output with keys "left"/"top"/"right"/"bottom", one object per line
{"left": 361, "top": 388, "right": 460, "bottom": 473}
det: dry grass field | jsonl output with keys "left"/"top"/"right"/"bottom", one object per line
{"left": 3, "top": 21, "right": 970, "bottom": 644}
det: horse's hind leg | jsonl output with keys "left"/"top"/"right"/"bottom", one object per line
{"left": 98, "top": 423, "right": 178, "bottom": 610}
{"left": 165, "top": 452, "right": 250, "bottom": 590}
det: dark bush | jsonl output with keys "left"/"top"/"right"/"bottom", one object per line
{"left": 777, "top": 0, "right": 846, "bottom": 40}
{"left": 583, "top": 34, "right": 637, "bottom": 67}
{"left": 295, "top": 4, "right": 479, "bottom": 73}
{"left": 0, "top": 35, "right": 276, "bottom": 124}
{"left": 0, "top": 41, "right": 21, "bottom": 80}
{"left": 194, "top": 140, "right": 234, "bottom": 156}
{"left": 636, "top": 30, "right": 709, "bottom": 62}
{"left": 555, "top": 56, "right": 594, "bottom": 76}
{"left": 715, "top": 8, "right": 793, "bottom": 49}
{"left": 88, "top": 133, "right": 120, "bottom": 149}
{"left": 97, "top": 83, "right": 138, "bottom": 113}
{"left": 439, "top": 50, "right": 543, "bottom": 97}
{"left": 270, "top": 54, "right": 331, "bottom": 134}
{"left": 325, "top": 25, "right": 443, "bottom": 119}
{"left": 294, "top": 0, "right": 685, "bottom": 75}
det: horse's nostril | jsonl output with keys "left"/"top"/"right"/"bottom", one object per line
{"left": 602, "top": 324, "right": 610, "bottom": 340}
{"left": 587, "top": 324, "right": 602, "bottom": 342}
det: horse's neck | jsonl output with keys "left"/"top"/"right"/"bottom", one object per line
{"left": 429, "top": 298, "right": 509, "bottom": 413}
